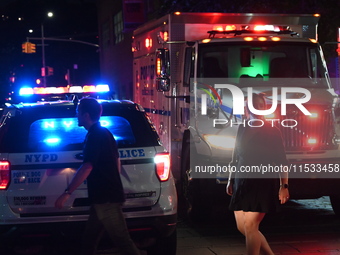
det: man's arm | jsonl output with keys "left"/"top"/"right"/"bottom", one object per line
{"left": 55, "top": 162, "right": 93, "bottom": 209}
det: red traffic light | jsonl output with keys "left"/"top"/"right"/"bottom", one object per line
{"left": 21, "top": 42, "right": 36, "bottom": 54}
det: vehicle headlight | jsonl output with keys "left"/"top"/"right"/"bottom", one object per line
{"left": 203, "top": 135, "right": 236, "bottom": 150}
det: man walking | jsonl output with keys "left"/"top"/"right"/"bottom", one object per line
{"left": 55, "top": 97, "right": 140, "bottom": 255}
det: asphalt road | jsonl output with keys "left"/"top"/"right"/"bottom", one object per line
{"left": 176, "top": 196, "right": 340, "bottom": 255}
{"left": 0, "top": 196, "right": 339, "bottom": 255}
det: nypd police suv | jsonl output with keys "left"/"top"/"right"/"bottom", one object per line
{"left": 0, "top": 85, "right": 177, "bottom": 255}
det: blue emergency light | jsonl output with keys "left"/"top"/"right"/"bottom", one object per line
{"left": 43, "top": 138, "right": 61, "bottom": 145}
{"left": 19, "top": 87, "right": 34, "bottom": 96}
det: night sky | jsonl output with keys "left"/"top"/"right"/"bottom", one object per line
{"left": 0, "top": 0, "right": 99, "bottom": 97}
{"left": 2, "top": 0, "right": 340, "bottom": 99}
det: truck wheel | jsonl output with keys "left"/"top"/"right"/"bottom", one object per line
{"left": 180, "top": 131, "right": 213, "bottom": 222}
{"left": 330, "top": 195, "right": 340, "bottom": 217}
{"left": 188, "top": 179, "right": 214, "bottom": 222}
{"left": 178, "top": 131, "right": 192, "bottom": 220}
{"left": 146, "top": 229, "right": 177, "bottom": 255}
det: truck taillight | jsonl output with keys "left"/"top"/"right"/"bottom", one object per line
{"left": 0, "top": 161, "right": 10, "bottom": 190}
{"left": 155, "top": 153, "right": 170, "bottom": 182}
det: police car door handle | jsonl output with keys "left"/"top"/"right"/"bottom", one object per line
{"left": 75, "top": 153, "right": 84, "bottom": 160}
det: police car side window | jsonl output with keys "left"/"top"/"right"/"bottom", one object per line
{"left": 102, "top": 107, "right": 161, "bottom": 148}
{"left": 102, "top": 116, "right": 136, "bottom": 146}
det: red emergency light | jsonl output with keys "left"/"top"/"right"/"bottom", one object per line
{"left": 254, "top": 25, "right": 277, "bottom": 31}
{"left": 158, "top": 31, "right": 169, "bottom": 43}
{"left": 208, "top": 24, "right": 297, "bottom": 38}
{"left": 0, "top": 161, "right": 10, "bottom": 190}
{"left": 145, "top": 38, "right": 152, "bottom": 48}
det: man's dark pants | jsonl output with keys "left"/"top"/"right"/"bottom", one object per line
{"left": 81, "top": 203, "right": 140, "bottom": 255}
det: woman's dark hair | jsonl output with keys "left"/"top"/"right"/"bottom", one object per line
{"left": 78, "top": 97, "right": 102, "bottom": 122}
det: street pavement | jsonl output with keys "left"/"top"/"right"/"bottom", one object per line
{"left": 177, "top": 223, "right": 340, "bottom": 255}
{"left": 176, "top": 196, "right": 340, "bottom": 255}
{"left": 2, "top": 197, "right": 339, "bottom": 255}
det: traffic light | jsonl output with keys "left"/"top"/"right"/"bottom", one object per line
{"left": 30, "top": 43, "right": 36, "bottom": 53}
{"left": 47, "top": 67, "right": 54, "bottom": 76}
{"left": 22, "top": 42, "right": 28, "bottom": 53}
{"left": 21, "top": 42, "right": 36, "bottom": 54}
{"left": 41, "top": 67, "right": 54, "bottom": 77}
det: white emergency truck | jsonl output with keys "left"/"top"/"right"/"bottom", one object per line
{"left": 132, "top": 12, "right": 340, "bottom": 219}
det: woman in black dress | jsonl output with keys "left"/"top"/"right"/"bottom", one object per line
{"left": 226, "top": 93, "right": 289, "bottom": 255}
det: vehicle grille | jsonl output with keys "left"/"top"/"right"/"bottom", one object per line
{"left": 274, "top": 104, "right": 336, "bottom": 151}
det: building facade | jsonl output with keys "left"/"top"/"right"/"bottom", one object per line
{"left": 97, "top": 0, "right": 161, "bottom": 99}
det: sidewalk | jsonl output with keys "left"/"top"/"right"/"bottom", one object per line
{"left": 177, "top": 225, "right": 340, "bottom": 255}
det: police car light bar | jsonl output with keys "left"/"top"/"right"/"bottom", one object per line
{"left": 19, "top": 85, "right": 110, "bottom": 96}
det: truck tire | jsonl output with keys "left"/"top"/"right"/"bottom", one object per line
{"left": 178, "top": 134, "right": 191, "bottom": 220}
{"left": 330, "top": 195, "right": 340, "bottom": 217}
{"left": 146, "top": 229, "right": 177, "bottom": 255}
{"left": 188, "top": 179, "right": 214, "bottom": 222}
{"left": 180, "top": 131, "right": 213, "bottom": 222}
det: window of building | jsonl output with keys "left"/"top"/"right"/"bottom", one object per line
{"left": 114, "top": 11, "right": 124, "bottom": 44}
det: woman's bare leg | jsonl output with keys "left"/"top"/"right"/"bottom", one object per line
{"left": 234, "top": 211, "right": 274, "bottom": 255}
